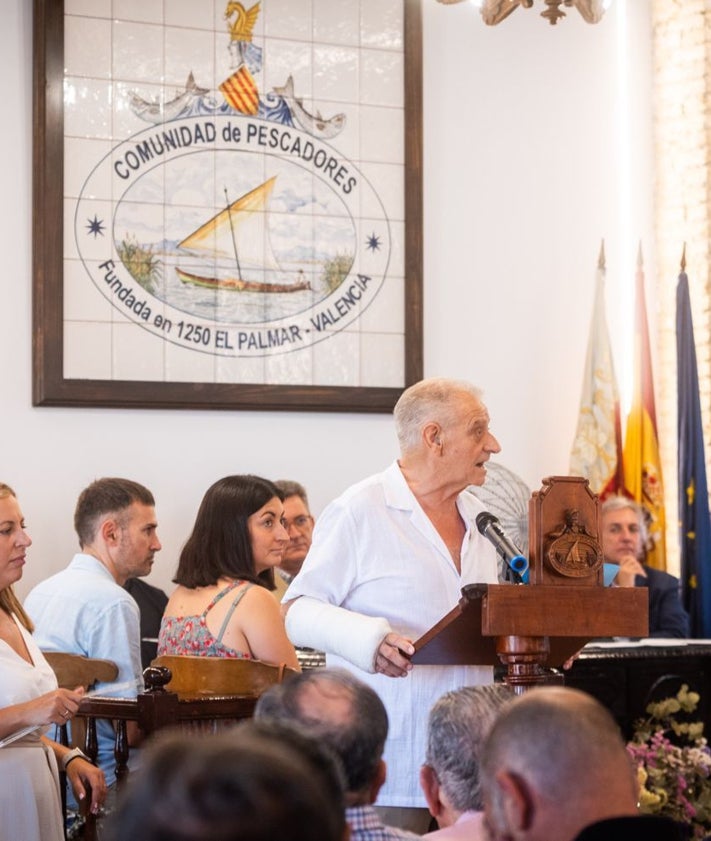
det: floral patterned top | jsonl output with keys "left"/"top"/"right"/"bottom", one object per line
{"left": 157, "top": 580, "right": 254, "bottom": 659}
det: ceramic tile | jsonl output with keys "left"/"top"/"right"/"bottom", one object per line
{"left": 313, "top": 0, "right": 359, "bottom": 46}
{"left": 264, "top": 0, "right": 312, "bottom": 40}
{"left": 312, "top": 330, "right": 360, "bottom": 385}
{"left": 385, "top": 219, "right": 405, "bottom": 278}
{"left": 360, "top": 105, "right": 403, "bottom": 164}
{"left": 64, "top": 259, "right": 115, "bottom": 321}
{"left": 264, "top": 348, "right": 314, "bottom": 384}
{"left": 361, "top": 49, "right": 404, "bottom": 108}
{"left": 359, "top": 276, "right": 404, "bottom": 334}
{"left": 166, "top": 1, "right": 216, "bottom": 31}
{"left": 70, "top": 198, "right": 113, "bottom": 261}
{"left": 217, "top": 0, "right": 266, "bottom": 41}
{"left": 113, "top": 0, "right": 164, "bottom": 25}
{"left": 110, "top": 303, "right": 133, "bottom": 325}
{"left": 360, "top": 331, "right": 403, "bottom": 387}
{"left": 65, "top": 137, "right": 112, "bottom": 199}
{"left": 216, "top": 355, "right": 268, "bottom": 384}
{"left": 325, "top": 101, "right": 359, "bottom": 161}
{"left": 64, "top": 321, "right": 113, "bottom": 379}
{"left": 65, "top": 0, "right": 111, "bottom": 16}
{"left": 165, "top": 340, "right": 218, "bottom": 382}
{"left": 359, "top": 162, "right": 404, "bottom": 222}
{"left": 262, "top": 42, "right": 313, "bottom": 97}
{"left": 361, "top": 0, "right": 403, "bottom": 50}
{"left": 113, "top": 80, "right": 155, "bottom": 140}
{"left": 164, "top": 26, "right": 215, "bottom": 89}
{"left": 64, "top": 78, "right": 113, "bottom": 140}
{"left": 313, "top": 45, "right": 359, "bottom": 104}
{"left": 61, "top": 0, "right": 409, "bottom": 391}
{"left": 112, "top": 20, "right": 165, "bottom": 84}
{"left": 112, "top": 322, "right": 165, "bottom": 380}
{"left": 65, "top": 16, "right": 112, "bottom": 79}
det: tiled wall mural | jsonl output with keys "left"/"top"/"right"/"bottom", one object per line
{"left": 61, "top": 0, "right": 409, "bottom": 395}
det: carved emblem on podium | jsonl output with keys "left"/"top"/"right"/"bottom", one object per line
{"left": 546, "top": 508, "right": 603, "bottom": 578}
{"left": 529, "top": 475, "right": 603, "bottom": 586}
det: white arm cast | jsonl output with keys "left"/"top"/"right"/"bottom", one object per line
{"left": 285, "top": 596, "right": 392, "bottom": 674}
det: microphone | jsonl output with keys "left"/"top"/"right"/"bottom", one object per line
{"left": 475, "top": 511, "right": 529, "bottom": 583}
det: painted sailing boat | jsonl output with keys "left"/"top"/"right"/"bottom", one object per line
{"left": 175, "top": 176, "right": 311, "bottom": 293}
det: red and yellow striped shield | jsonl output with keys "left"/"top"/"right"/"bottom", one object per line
{"left": 220, "top": 65, "right": 259, "bottom": 115}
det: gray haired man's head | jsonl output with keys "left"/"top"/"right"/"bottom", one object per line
{"left": 424, "top": 684, "right": 513, "bottom": 812}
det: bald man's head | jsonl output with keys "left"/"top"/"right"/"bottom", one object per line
{"left": 481, "top": 687, "right": 638, "bottom": 841}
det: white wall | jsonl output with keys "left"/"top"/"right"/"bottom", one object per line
{"left": 2, "top": 0, "right": 655, "bottom": 598}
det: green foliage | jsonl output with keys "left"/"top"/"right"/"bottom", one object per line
{"left": 320, "top": 252, "right": 353, "bottom": 293}
{"left": 117, "top": 235, "right": 162, "bottom": 294}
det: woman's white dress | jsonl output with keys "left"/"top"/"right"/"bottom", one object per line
{"left": 0, "top": 614, "right": 64, "bottom": 841}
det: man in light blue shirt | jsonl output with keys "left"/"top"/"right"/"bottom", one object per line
{"left": 25, "top": 477, "right": 162, "bottom": 798}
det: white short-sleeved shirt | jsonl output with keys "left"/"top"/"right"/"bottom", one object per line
{"left": 285, "top": 462, "right": 499, "bottom": 807}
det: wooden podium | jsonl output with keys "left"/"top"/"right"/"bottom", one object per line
{"left": 411, "top": 477, "right": 649, "bottom": 692}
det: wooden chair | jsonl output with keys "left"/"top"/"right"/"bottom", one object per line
{"left": 43, "top": 653, "right": 118, "bottom": 841}
{"left": 44, "top": 651, "right": 119, "bottom": 751}
{"left": 150, "top": 654, "right": 297, "bottom": 698}
{"left": 43, "top": 651, "right": 119, "bottom": 692}
{"left": 72, "top": 658, "right": 293, "bottom": 839}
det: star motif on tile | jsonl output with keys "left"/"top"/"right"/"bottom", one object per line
{"left": 366, "top": 232, "right": 381, "bottom": 252}
{"left": 86, "top": 215, "right": 105, "bottom": 237}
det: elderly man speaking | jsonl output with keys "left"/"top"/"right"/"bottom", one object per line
{"left": 284, "top": 378, "right": 502, "bottom": 831}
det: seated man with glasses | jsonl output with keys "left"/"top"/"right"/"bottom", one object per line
{"left": 273, "top": 480, "right": 323, "bottom": 670}
{"left": 273, "top": 480, "right": 315, "bottom": 599}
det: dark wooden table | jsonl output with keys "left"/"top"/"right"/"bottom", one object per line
{"left": 561, "top": 640, "right": 711, "bottom": 739}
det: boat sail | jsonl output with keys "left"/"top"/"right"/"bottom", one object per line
{"left": 175, "top": 176, "right": 311, "bottom": 293}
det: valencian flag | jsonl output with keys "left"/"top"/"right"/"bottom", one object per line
{"left": 570, "top": 241, "right": 625, "bottom": 497}
{"left": 623, "top": 244, "right": 666, "bottom": 570}
{"left": 220, "top": 65, "right": 259, "bottom": 115}
{"left": 676, "top": 253, "right": 711, "bottom": 637}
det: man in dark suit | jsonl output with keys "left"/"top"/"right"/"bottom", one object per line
{"left": 124, "top": 577, "right": 168, "bottom": 669}
{"left": 601, "top": 496, "right": 689, "bottom": 638}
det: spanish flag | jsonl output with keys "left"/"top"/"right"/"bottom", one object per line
{"left": 220, "top": 65, "right": 259, "bottom": 115}
{"left": 623, "top": 244, "right": 666, "bottom": 570}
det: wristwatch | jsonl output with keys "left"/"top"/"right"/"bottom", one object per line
{"left": 62, "top": 747, "right": 90, "bottom": 770}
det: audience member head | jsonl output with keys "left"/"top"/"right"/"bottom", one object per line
{"left": 0, "top": 482, "right": 34, "bottom": 630}
{"left": 420, "top": 684, "right": 513, "bottom": 827}
{"left": 274, "top": 479, "right": 314, "bottom": 576}
{"left": 105, "top": 719, "right": 348, "bottom": 841}
{"left": 73, "top": 477, "right": 161, "bottom": 585}
{"left": 255, "top": 666, "right": 388, "bottom": 806}
{"left": 174, "top": 475, "right": 287, "bottom": 590}
{"left": 393, "top": 377, "right": 501, "bottom": 487}
{"left": 601, "top": 496, "right": 647, "bottom": 564}
{"left": 481, "top": 686, "right": 638, "bottom": 841}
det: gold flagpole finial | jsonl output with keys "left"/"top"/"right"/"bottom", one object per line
{"left": 680, "top": 242, "right": 687, "bottom": 273}
{"left": 597, "top": 238, "right": 606, "bottom": 271}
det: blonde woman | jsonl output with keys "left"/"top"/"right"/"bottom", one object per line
{"left": 0, "top": 483, "right": 106, "bottom": 841}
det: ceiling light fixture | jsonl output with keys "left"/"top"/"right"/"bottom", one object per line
{"left": 436, "top": 0, "right": 610, "bottom": 27}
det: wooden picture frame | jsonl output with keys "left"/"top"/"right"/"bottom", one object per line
{"left": 32, "top": 0, "right": 423, "bottom": 412}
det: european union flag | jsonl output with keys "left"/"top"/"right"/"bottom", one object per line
{"left": 677, "top": 270, "right": 711, "bottom": 637}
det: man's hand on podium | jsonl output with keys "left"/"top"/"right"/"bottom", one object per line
{"left": 375, "top": 632, "right": 415, "bottom": 677}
